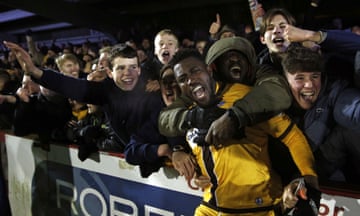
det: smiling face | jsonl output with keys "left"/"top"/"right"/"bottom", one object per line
{"left": 261, "top": 14, "right": 291, "bottom": 54}
{"left": 173, "top": 57, "right": 215, "bottom": 107}
{"left": 56, "top": 54, "right": 81, "bottom": 78}
{"left": 110, "top": 56, "right": 140, "bottom": 91}
{"left": 59, "top": 59, "right": 80, "bottom": 78}
{"left": 160, "top": 67, "right": 181, "bottom": 106}
{"left": 285, "top": 71, "right": 322, "bottom": 110}
{"left": 154, "top": 33, "right": 179, "bottom": 65}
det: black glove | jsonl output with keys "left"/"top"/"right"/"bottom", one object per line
{"left": 184, "top": 105, "right": 226, "bottom": 146}
{"left": 97, "top": 136, "right": 124, "bottom": 152}
{"left": 77, "top": 125, "right": 101, "bottom": 161}
{"left": 79, "top": 125, "right": 102, "bottom": 145}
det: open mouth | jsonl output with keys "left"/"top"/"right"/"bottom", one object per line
{"left": 122, "top": 78, "right": 134, "bottom": 85}
{"left": 164, "top": 90, "right": 175, "bottom": 102}
{"left": 230, "top": 65, "right": 242, "bottom": 79}
{"left": 272, "top": 37, "right": 285, "bottom": 45}
{"left": 191, "top": 84, "right": 205, "bottom": 101}
{"left": 162, "top": 51, "right": 170, "bottom": 57}
{"left": 161, "top": 51, "right": 171, "bottom": 62}
{"left": 300, "top": 91, "right": 315, "bottom": 101}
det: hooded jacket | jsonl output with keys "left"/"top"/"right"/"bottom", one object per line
{"left": 159, "top": 37, "right": 291, "bottom": 137}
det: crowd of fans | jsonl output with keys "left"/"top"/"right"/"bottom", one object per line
{"left": 1, "top": 2, "right": 360, "bottom": 215}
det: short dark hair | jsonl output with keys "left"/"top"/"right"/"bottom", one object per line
{"left": 109, "top": 44, "right": 138, "bottom": 69}
{"left": 168, "top": 48, "right": 204, "bottom": 69}
{"left": 282, "top": 45, "right": 324, "bottom": 75}
{"left": 159, "top": 64, "right": 173, "bottom": 80}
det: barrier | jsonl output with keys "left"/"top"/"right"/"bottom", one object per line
{"left": 2, "top": 132, "right": 360, "bottom": 215}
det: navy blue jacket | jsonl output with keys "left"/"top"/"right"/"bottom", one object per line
{"left": 289, "top": 79, "right": 360, "bottom": 150}
{"left": 36, "top": 69, "right": 167, "bottom": 177}
{"left": 289, "top": 79, "right": 360, "bottom": 182}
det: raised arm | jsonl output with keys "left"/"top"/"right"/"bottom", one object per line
{"left": 25, "top": 34, "right": 44, "bottom": 66}
{"left": 284, "top": 24, "right": 360, "bottom": 55}
{"left": 4, "top": 41, "right": 44, "bottom": 78}
{"left": 4, "top": 41, "right": 107, "bottom": 105}
{"left": 209, "top": 13, "right": 222, "bottom": 41}
{"left": 158, "top": 94, "right": 194, "bottom": 137}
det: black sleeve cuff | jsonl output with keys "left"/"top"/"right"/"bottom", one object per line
{"left": 228, "top": 107, "right": 249, "bottom": 129}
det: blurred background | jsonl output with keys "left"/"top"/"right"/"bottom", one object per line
{"left": 0, "top": 0, "right": 359, "bottom": 50}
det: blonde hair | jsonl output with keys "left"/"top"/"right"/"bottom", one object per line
{"left": 99, "top": 46, "right": 112, "bottom": 55}
{"left": 155, "top": 29, "right": 179, "bottom": 48}
{"left": 55, "top": 53, "right": 80, "bottom": 69}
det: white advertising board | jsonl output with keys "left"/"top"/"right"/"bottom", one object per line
{"left": 3, "top": 133, "right": 360, "bottom": 216}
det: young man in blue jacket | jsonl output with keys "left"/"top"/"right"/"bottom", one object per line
{"left": 282, "top": 45, "right": 360, "bottom": 184}
{"left": 4, "top": 41, "right": 172, "bottom": 178}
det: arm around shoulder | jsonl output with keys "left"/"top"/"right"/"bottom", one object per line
{"left": 232, "top": 67, "right": 292, "bottom": 126}
{"left": 158, "top": 95, "right": 193, "bottom": 137}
